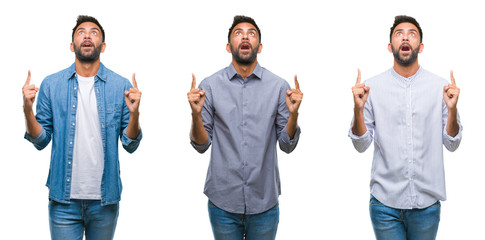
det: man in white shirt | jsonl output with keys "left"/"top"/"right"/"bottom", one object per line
{"left": 349, "top": 15, "right": 462, "bottom": 239}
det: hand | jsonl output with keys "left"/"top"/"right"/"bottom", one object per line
{"left": 187, "top": 74, "right": 205, "bottom": 114}
{"left": 22, "top": 70, "right": 39, "bottom": 112}
{"left": 124, "top": 73, "right": 142, "bottom": 114}
{"left": 352, "top": 69, "right": 370, "bottom": 110}
{"left": 286, "top": 75, "right": 303, "bottom": 114}
{"left": 443, "top": 70, "right": 460, "bottom": 110}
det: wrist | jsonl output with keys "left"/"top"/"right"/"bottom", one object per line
{"left": 354, "top": 106, "right": 364, "bottom": 114}
{"left": 23, "top": 106, "right": 34, "bottom": 115}
{"left": 129, "top": 110, "right": 140, "bottom": 117}
{"left": 447, "top": 106, "right": 457, "bottom": 114}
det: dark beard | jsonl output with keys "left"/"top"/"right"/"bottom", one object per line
{"left": 73, "top": 43, "right": 102, "bottom": 63}
{"left": 391, "top": 44, "right": 419, "bottom": 66}
{"left": 230, "top": 42, "right": 258, "bottom": 65}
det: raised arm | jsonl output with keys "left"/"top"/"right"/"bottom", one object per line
{"left": 351, "top": 69, "right": 370, "bottom": 136}
{"left": 188, "top": 74, "right": 209, "bottom": 145}
{"left": 23, "top": 70, "right": 42, "bottom": 137}
{"left": 285, "top": 75, "right": 303, "bottom": 139}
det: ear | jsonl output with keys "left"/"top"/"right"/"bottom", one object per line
{"left": 387, "top": 43, "right": 392, "bottom": 53}
{"left": 70, "top": 42, "right": 75, "bottom": 52}
{"left": 257, "top": 43, "right": 263, "bottom": 54}
{"left": 418, "top": 43, "right": 424, "bottom": 53}
{"left": 226, "top": 43, "right": 231, "bottom": 53}
{"left": 100, "top": 42, "right": 106, "bottom": 53}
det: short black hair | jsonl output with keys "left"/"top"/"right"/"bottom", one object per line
{"left": 72, "top": 15, "right": 105, "bottom": 42}
{"left": 228, "top": 15, "right": 261, "bottom": 43}
{"left": 390, "top": 15, "right": 423, "bottom": 43}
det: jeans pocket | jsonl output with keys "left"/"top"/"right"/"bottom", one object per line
{"left": 369, "top": 195, "right": 383, "bottom": 206}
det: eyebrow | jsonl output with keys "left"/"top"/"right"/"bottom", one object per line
{"left": 395, "top": 28, "right": 418, "bottom": 33}
{"left": 234, "top": 27, "right": 257, "bottom": 32}
{"left": 76, "top": 27, "right": 100, "bottom": 32}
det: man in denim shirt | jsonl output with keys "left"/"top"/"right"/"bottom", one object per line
{"left": 188, "top": 15, "right": 302, "bottom": 240}
{"left": 22, "top": 15, "right": 142, "bottom": 239}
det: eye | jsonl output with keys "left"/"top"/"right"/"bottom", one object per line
{"left": 410, "top": 33, "right": 415, "bottom": 37}
{"left": 396, "top": 32, "right": 402, "bottom": 37}
{"left": 91, "top": 32, "right": 97, "bottom": 36}
{"left": 78, "top": 31, "right": 85, "bottom": 35}
{"left": 249, "top": 32, "right": 255, "bottom": 37}
{"left": 235, "top": 32, "right": 242, "bottom": 36}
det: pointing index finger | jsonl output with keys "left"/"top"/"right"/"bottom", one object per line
{"left": 294, "top": 75, "right": 300, "bottom": 90}
{"left": 356, "top": 68, "right": 361, "bottom": 85}
{"left": 25, "top": 70, "right": 31, "bottom": 86}
{"left": 191, "top": 73, "right": 196, "bottom": 90}
{"left": 450, "top": 70, "right": 456, "bottom": 86}
{"left": 132, "top": 73, "right": 138, "bottom": 89}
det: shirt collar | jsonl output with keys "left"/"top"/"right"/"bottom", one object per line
{"left": 390, "top": 65, "right": 423, "bottom": 83}
{"left": 68, "top": 62, "right": 108, "bottom": 82}
{"left": 226, "top": 62, "right": 263, "bottom": 81}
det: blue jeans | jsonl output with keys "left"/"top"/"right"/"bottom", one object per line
{"left": 208, "top": 200, "right": 279, "bottom": 240}
{"left": 369, "top": 195, "right": 440, "bottom": 240}
{"left": 49, "top": 199, "right": 119, "bottom": 240}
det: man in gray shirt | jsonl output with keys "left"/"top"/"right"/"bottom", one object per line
{"left": 349, "top": 15, "right": 462, "bottom": 239}
{"left": 187, "top": 15, "right": 302, "bottom": 240}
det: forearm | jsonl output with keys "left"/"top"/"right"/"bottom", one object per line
{"left": 446, "top": 107, "right": 459, "bottom": 137}
{"left": 24, "top": 108, "right": 42, "bottom": 137}
{"left": 286, "top": 112, "right": 298, "bottom": 139}
{"left": 352, "top": 108, "right": 367, "bottom": 136}
{"left": 126, "top": 111, "right": 141, "bottom": 139}
{"left": 190, "top": 113, "right": 208, "bottom": 145}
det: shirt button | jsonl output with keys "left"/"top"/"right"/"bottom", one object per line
{"left": 72, "top": 123, "right": 75, "bottom": 126}
{"left": 73, "top": 105, "right": 76, "bottom": 108}
{"left": 67, "top": 178, "right": 70, "bottom": 182}
{"left": 68, "top": 161, "right": 71, "bottom": 165}
{"left": 70, "top": 142, "right": 73, "bottom": 145}
{"left": 408, "top": 142, "right": 411, "bottom": 145}
{"left": 74, "top": 87, "right": 77, "bottom": 90}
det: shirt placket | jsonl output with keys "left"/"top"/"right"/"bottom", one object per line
{"left": 65, "top": 77, "right": 78, "bottom": 200}
{"left": 241, "top": 78, "right": 249, "bottom": 212}
{"left": 405, "top": 79, "right": 416, "bottom": 207}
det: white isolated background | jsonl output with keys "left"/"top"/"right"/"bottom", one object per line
{"left": 1, "top": 0, "right": 483, "bottom": 239}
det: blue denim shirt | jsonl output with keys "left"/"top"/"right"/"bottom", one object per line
{"left": 25, "top": 63, "right": 142, "bottom": 205}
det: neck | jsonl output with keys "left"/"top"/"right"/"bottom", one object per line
{"left": 232, "top": 59, "right": 258, "bottom": 79}
{"left": 75, "top": 58, "right": 101, "bottom": 77}
{"left": 393, "top": 60, "right": 419, "bottom": 78}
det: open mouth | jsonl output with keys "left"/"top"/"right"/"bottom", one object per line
{"left": 81, "top": 41, "right": 94, "bottom": 48}
{"left": 240, "top": 42, "right": 251, "bottom": 51}
{"left": 400, "top": 44, "right": 411, "bottom": 52}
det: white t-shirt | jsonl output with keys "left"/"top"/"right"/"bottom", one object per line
{"left": 70, "top": 74, "right": 104, "bottom": 200}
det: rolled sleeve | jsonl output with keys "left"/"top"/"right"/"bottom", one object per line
{"left": 348, "top": 127, "right": 373, "bottom": 153}
{"left": 278, "top": 125, "right": 301, "bottom": 153}
{"left": 443, "top": 123, "right": 463, "bottom": 152}
{"left": 190, "top": 139, "right": 212, "bottom": 153}
{"left": 24, "top": 128, "right": 49, "bottom": 150}
{"left": 121, "top": 128, "right": 143, "bottom": 153}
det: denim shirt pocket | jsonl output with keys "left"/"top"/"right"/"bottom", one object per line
{"left": 106, "top": 103, "right": 122, "bottom": 128}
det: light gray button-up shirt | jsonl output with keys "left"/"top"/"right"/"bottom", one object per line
{"left": 349, "top": 67, "right": 462, "bottom": 209}
{"left": 192, "top": 63, "right": 301, "bottom": 214}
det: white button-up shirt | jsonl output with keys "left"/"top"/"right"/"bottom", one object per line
{"left": 349, "top": 67, "right": 462, "bottom": 209}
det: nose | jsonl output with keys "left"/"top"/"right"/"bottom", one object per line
{"left": 242, "top": 32, "right": 249, "bottom": 40}
{"left": 83, "top": 33, "right": 92, "bottom": 40}
{"left": 402, "top": 33, "right": 409, "bottom": 42}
